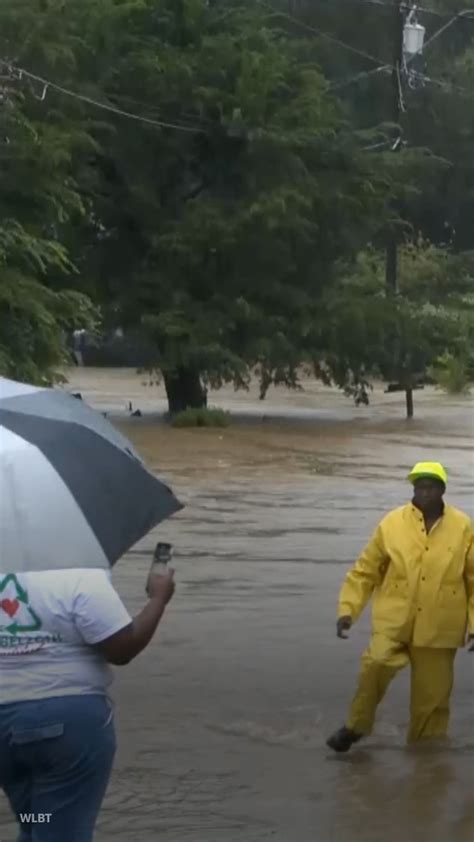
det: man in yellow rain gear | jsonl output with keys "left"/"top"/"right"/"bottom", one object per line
{"left": 327, "top": 461, "right": 474, "bottom": 752}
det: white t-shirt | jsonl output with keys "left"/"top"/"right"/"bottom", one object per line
{"left": 0, "top": 568, "right": 132, "bottom": 703}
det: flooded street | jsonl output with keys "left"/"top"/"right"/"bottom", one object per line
{"left": 1, "top": 369, "right": 473, "bottom": 841}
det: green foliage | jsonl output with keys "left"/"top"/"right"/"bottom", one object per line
{"left": 1, "top": 0, "right": 473, "bottom": 412}
{"left": 399, "top": 241, "right": 474, "bottom": 305}
{"left": 62, "top": 0, "right": 402, "bottom": 407}
{"left": 0, "top": 214, "right": 97, "bottom": 387}
{"left": 170, "top": 407, "right": 231, "bottom": 427}
{"left": 0, "top": 2, "right": 98, "bottom": 385}
{"left": 428, "top": 352, "right": 472, "bottom": 395}
{"left": 0, "top": 223, "right": 98, "bottom": 385}
{"left": 317, "top": 240, "right": 474, "bottom": 403}
{"left": 0, "top": 272, "right": 98, "bottom": 386}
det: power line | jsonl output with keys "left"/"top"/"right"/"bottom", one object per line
{"left": 261, "top": 1, "right": 473, "bottom": 78}
{"left": 332, "top": 62, "right": 474, "bottom": 100}
{"left": 419, "top": 8, "right": 474, "bottom": 57}
{"left": 402, "top": 1, "right": 474, "bottom": 17}
{"left": 312, "top": 0, "right": 473, "bottom": 18}
{"left": 415, "top": 71, "right": 474, "bottom": 97}
{"left": 263, "top": 3, "right": 387, "bottom": 66}
{"left": 5, "top": 6, "right": 471, "bottom": 128}
{"left": 318, "top": 0, "right": 404, "bottom": 11}
{"left": 104, "top": 91, "right": 212, "bottom": 128}
{"left": 330, "top": 64, "right": 391, "bottom": 89}
{"left": 2, "top": 38, "right": 473, "bottom": 147}
{"left": 0, "top": 60, "right": 207, "bottom": 135}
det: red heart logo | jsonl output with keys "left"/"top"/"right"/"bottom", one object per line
{"left": 0, "top": 598, "right": 19, "bottom": 618}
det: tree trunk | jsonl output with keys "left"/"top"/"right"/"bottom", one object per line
{"left": 405, "top": 388, "right": 414, "bottom": 419}
{"left": 163, "top": 367, "right": 207, "bottom": 415}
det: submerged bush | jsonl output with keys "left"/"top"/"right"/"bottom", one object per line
{"left": 170, "top": 407, "right": 231, "bottom": 428}
{"left": 428, "top": 352, "right": 471, "bottom": 395}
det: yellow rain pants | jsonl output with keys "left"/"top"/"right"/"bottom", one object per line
{"left": 347, "top": 634, "right": 456, "bottom": 743}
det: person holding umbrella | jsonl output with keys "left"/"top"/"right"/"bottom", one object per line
{"left": 0, "top": 377, "right": 183, "bottom": 842}
{"left": 327, "top": 461, "right": 474, "bottom": 752}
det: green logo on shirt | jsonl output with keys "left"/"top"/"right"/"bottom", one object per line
{"left": 0, "top": 574, "right": 42, "bottom": 635}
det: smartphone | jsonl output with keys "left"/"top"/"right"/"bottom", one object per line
{"left": 147, "top": 542, "right": 173, "bottom": 597}
{"left": 150, "top": 542, "right": 173, "bottom": 576}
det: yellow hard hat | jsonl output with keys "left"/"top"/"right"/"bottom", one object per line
{"left": 408, "top": 461, "right": 447, "bottom": 485}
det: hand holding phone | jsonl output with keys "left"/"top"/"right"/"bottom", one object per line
{"left": 146, "top": 542, "right": 175, "bottom": 603}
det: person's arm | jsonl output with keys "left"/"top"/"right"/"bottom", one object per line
{"left": 337, "top": 523, "right": 388, "bottom": 636}
{"left": 72, "top": 568, "right": 175, "bottom": 666}
{"left": 464, "top": 526, "right": 474, "bottom": 650}
{"left": 95, "top": 573, "right": 175, "bottom": 665}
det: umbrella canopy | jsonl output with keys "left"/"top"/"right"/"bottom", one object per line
{"left": 0, "top": 377, "right": 183, "bottom": 573}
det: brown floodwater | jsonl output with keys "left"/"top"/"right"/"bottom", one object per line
{"left": 110, "top": 372, "right": 473, "bottom": 842}
{"left": 1, "top": 369, "right": 472, "bottom": 842}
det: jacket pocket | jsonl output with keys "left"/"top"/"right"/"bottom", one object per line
{"left": 438, "top": 582, "right": 467, "bottom": 603}
{"left": 372, "top": 588, "right": 411, "bottom": 627}
{"left": 435, "top": 585, "right": 467, "bottom": 634}
{"left": 379, "top": 577, "right": 410, "bottom": 599}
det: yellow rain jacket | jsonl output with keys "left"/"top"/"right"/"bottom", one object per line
{"left": 338, "top": 503, "right": 474, "bottom": 648}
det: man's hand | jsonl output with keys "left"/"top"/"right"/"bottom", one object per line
{"left": 146, "top": 569, "right": 175, "bottom": 604}
{"left": 337, "top": 616, "right": 353, "bottom": 639}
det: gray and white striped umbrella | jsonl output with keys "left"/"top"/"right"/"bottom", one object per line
{"left": 0, "top": 377, "right": 183, "bottom": 573}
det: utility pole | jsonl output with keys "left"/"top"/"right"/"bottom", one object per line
{"left": 386, "top": 1, "right": 415, "bottom": 418}
{"left": 385, "top": 1, "right": 404, "bottom": 298}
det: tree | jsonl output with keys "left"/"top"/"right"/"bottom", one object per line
{"left": 80, "top": 0, "right": 474, "bottom": 413}
{"left": 59, "top": 0, "right": 402, "bottom": 411}
{"left": 0, "top": 1, "right": 97, "bottom": 384}
{"left": 3, "top": 0, "right": 472, "bottom": 410}
{"left": 317, "top": 241, "right": 474, "bottom": 415}
{"left": 269, "top": 0, "right": 474, "bottom": 415}
{"left": 0, "top": 221, "right": 97, "bottom": 385}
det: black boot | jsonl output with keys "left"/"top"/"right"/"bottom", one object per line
{"left": 326, "top": 726, "right": 363, "bottom": 753}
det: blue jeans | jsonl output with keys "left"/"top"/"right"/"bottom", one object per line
{"left": 0, "top": 694, "right": 116, "bottom": 842}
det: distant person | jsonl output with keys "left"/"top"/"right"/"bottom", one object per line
{"left": 327, "top": 462, "right": 474, "bottom": 752}
{"left": 72, "top": 328, "right": 86, "bottom": 366}
{"left": 0, "top": 564, "right": 175, "bottom": 841}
